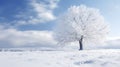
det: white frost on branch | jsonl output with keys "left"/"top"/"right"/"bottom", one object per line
{"left": 54, "top": 5, "right": 109, "bottom": 45}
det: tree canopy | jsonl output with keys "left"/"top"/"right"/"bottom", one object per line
{"left": 54, "top": 5, "right": 109, "bottom": 50}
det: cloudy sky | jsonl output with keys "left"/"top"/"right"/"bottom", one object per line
{"left": 0, "top": 0, "right": 120, "bottom": 48}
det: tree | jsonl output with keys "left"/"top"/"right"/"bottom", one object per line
{"left": 54, "top": 5, "right": 109, "bottom": 50}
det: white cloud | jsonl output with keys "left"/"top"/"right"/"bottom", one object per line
{"left": 0, "top": 27, "right": 56, "bottom": 47}
{"left": 14, "top": 0, "right": 59, "bottom": 25}
{"left": 0, "top": 25, "right": 120, "bottom": 49}
{"left": 102, "top": 39, "right": 120, "bottom": 49}
{"left": 107, "top": 36, "right": 120, "bottom": 40}
{"left": 0, "top": 0, "right": 60, "bottom": 48}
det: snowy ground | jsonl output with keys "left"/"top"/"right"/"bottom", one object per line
{"left": 0, "top": 49, "right": 120, "bottom": 67}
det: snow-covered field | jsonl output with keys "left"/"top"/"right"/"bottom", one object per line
{"left": 0, "top": 49, "right": 120, "bottom": 67}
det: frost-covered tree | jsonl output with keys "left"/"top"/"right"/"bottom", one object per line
{"left": 54, "top": 5, "right": 109, "bottom": 50}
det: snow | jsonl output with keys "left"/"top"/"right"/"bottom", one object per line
{"left": 0, "top": 49, "right": 120, "bottom": 67}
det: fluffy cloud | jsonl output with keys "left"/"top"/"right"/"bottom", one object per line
{"left": 0, "top": 27, "right": 56, "bottom": 47}
{"left": 14, "top": 0, "right": 59, "bottom": 25}
{"left": 102, "top": 39, "right": 120, "bottom": 49}
{"left": 0, "top": 26, "right": 120, "bottom": 49}
{"left": 0, "top": 0, "right": 60, "bottom": 48}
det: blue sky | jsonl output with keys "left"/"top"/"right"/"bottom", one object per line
{"left": 0, "top": 0, "right": 120, "bottom": 48}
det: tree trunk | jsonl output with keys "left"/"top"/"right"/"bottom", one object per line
{"left": 79, "top": 36, "right": 83, "bottom": 50}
